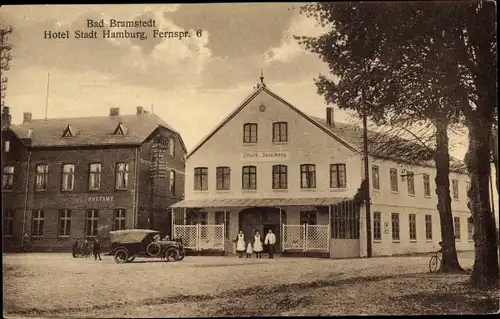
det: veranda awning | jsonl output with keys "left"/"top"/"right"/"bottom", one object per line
{"left": 169, "top": 197, "right": 352, "bottom": 208}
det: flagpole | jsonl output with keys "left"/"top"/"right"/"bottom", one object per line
{"left": 362, "top": 90, "right": 372, "bottom": 258}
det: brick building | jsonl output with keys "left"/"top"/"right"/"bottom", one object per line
{"left": 1, "top": 106, "right": 186, "bottom": 251}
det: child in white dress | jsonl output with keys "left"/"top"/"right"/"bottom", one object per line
{"left": 246, "top": 241, "right": 253, "bottom": 258}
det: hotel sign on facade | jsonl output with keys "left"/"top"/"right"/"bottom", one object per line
{"left": 240, "top": 151, "right": 290, "bottom": 162}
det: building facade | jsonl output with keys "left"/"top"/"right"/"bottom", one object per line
{"left": 1, "top": 106, "right": 186, "bottom": 251}
{"left": 171, "top": 84, "right": 486, "bottom": 258}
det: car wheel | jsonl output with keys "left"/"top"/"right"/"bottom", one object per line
{"left": 126, "top": 256, "right": 136, "bottom": 263}
{"left": 146, "top": 242, "right": 162, "bottom": 257}
{"left": 114, "top": 248, "right": 129, "bottom": 264}
{"left": 165, "top": 247, "right": 180, "bottom": 261}
{"left": 177, "top": 250, "right": 185, "bottom": 261}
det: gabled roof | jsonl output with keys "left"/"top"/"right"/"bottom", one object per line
{"left": 10, "top": 113, "right": 187, "bottom": 152}
{"left": 187, "top": 86, "right": 357, "bottom": 159}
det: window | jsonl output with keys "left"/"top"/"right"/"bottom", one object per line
{"left": 216, "top": 167, "right": 230, "bottom": 190}
{"left": 242, "top": 166, "right": 257, "bottom": 190}
{"left": 169, "top": 170, "right": 176, "bottom": 194}
{"left": 454, "top": 216, "right": 461, "bottom": 240}
{"left": 169, "top": 137, "right": 175, "bottom": 157}
{"left": 407, "top": 172, "right": 415, "bottom": 195}
{"left": 466, "top": 181, "right": 471, "bottom": 197}
{"left": 331, "top": 206, "right": 360, "bottom": 239}
{"left": 32, "top": 209, "right": 44, "bottom": 238}
{"left": 468, "top": 220, "right": 473, "bottom": 241}
{"left": 452, "top": 179, "right": 459, "bottom": 199}
{"left": 88, "top": 163, "right": 101, "bottom": 191}
{"left": 243, "top": 123, "right": 258, "bottom": 143}
{"left": 85, "top": 209, "right": 99, "bottom": 237}
{"left": 194, "top": 167, "right": 208, "bottom": 191}
{"left": 300, "top": 211, "right": 317, "bottom": 225}
{"left": 409, "top": 214, "right": 417, "bottom": 241}
{"left": 425, "top": 215, "right": 432, "bottom": 240}
{"left": 423, "top": 174, "right": 431, "bottom": 197}
{"left": 186, "top": 211, "right": 208, "bottom": 225}
{"left": 113, "top": 209, "right": 126, "bottom": 230}
{"left": 300, "top": 164, "right": 316, "bottom": 189}
{"left": 373, "top": 212, "right": 381, "bottom": 241}
{"left": 390, "top": 169, "right": 398, "bottom": 192}
{"left": 272, "top": 122, "right": 288, "bottom": 142}
{"left": 116, "top": 162, "right": 129, "bottom": 190}
{"left": 3, "top": 210, "right": 14, "bottom": 236}
{"left": 62, "top": 125, "right": 74, "bottom": 138}
{"left": 330, "top": 164, "right": 347, "bottom": 188}
{"left": 214, "top": 211, "right": 230, "bottom": 238}
{"left": 372, "top": 165, "right": 380, "bottom": 190}
{"left": 272, "top": 165, "right": 287, "bottom": 189}
{"left": 35, "top": 164, "right": 49, "bottom": 191}
{"left": 391, "top": 213, "right": 400, "bottom": 241}
{"left": 58, "top": 209, "right": 71, "bottom": 237}
{"left": 61, "top": 164, "right": 75, "bottom": 191}
{"left": 4, "top": 140, "right": 10, "bottom": 152}
{"left": 113, "top": 123, "right": 125, "bottom": 136}
{"left": 2, "top": 166, "right": 14, "bottom": 191}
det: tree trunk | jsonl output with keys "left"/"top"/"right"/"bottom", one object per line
{"left": 434, "top": 118, "right": 463, "bottom": 273}
{"left": 467, "top": 120, "right": 499, "bottom": 289}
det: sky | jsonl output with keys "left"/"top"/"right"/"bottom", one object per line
{"left": 0, "top": 3, "right": 469, "bottom": 160}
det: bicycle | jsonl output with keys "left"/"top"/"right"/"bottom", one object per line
{"left": 429, "top": 250, "right": 442, "bottom": 273}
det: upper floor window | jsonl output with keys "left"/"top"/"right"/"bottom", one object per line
{"left": 454, "top": 216, "right": 461, "bottom": 240}
{"left": 372, "top": 165, "right": 380, "bottom": 190}
{"left": 423, "top": 174, "right": 431, "bottom": 197}
{"left": 272, "top": 165, "right": 287, "bottom": 190}
{"left": 330, "top": 164, "right": 346, "bottom": 188}
{"left": 169, "top": 137, "right": 175, "bottom": 157}
{"left": 452, "top": 179, "right": 459, "bottom": 199}
{"left": 88, "top": 163, "right": 102, "bottom": 191}
{"left": 2, "top": 166, "right": 14, "bottom": 191}
{"left": 169, "top": 170, "right": 176, "bottom": 194}
{"left": 35, "top": 164, "right": 48, "bottom": 191}
{"left": 216, "top": 166, "right": 230, "bottom": 190}
{"left": 390, "top": 168, "right": 398, "bottom": 192}
{"left": 4, "top": 140, "right": 10, "bottom": 152}
{"left": 466, "top": 181, "right": 471, "bottom": 194}
{"left": 272, "top": 122, "right": 288, "bottom": 143}
{"left": 242, "top": 165, "right": 257, "bottom": 190}
{"left": 194, "top": 167, "right": 208, "bottom": 191}
{"left": 61, "top": 164, "right": 75, "bottom": 191}
{"left": 243, "top": 123, "right": 258, "bottom": 143}
{"left": 300, "top": 164, "right": 316, "bottom": 189}
{"left": 116, "top": 163, "right": 129, "bottom": 190}
{"left": 407, "top": 171, "right": 415, "bottom": 195}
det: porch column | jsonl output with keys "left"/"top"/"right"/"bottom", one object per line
{"left": 171, "top": 208, "right": 175, "bottom": 237}
{"left": 183, "top": 207, "right": 187, "bottom": 225}
{"left": 328, "top": 205, "right": 332, "bottom": 257}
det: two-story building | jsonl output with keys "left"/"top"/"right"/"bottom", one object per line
{"left": 1, "top": 106, "right": 186, "bottom": 251}
{"left": 170, "top": 82, "right": 484, "bottom": 258}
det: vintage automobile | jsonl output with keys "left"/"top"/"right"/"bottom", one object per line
{"left": 108, "top": 229, "right": 185, "bottom": 264}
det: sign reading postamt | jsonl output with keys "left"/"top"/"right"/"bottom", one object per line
{"left": 241, "top": 151, "right": 290, "bottom": 162}
{"left": 88, "top": 196, "right": 114, "bottom": 203}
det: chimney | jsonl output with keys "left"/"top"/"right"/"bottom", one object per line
{"left": 28, "top": 128, "right": 33, "bottom": 139}
{"left": 136, "top": 106, "right": 144, "bottom": 115}
{"left": 23, "top": 112, "right": 32, "bottom": 123}
{"left": 326, "top": 107, "right": 335, "bottom": 127}
{"left": 109, "top": 107, "right": 120, "bottom": 116}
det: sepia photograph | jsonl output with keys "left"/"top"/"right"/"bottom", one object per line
{"left": 1, "top": 2, "right": 498, "bottom": 317}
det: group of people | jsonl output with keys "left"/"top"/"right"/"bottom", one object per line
{"left": 234, "top": 228, "right": 277, "bottom": 259}
{"left": 72, "top": 238, "right": 102, "bottom": 261}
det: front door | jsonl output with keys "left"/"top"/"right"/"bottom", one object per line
{"left": 263, "top": 224, "right": 280, "bottom": 252}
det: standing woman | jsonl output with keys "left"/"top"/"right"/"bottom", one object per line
{"left": 253, "top": 230, "right": 263, "bottom": 258}
{"left": 234, "top": 230, "right": 246, "bottom": 258}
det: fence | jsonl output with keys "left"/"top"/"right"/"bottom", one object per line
{"left": 282, "top": 224, "right": 330, "bottom": 252}
{"left": 173, "top": 224, "right": 225, "bottom": 251}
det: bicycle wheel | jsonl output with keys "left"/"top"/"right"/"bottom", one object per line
{"left": 429, "top": 255, "right": 439, "bottom": 273}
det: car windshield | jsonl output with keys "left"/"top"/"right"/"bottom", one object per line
{"left": 110, "top": 230, "right": 160, "bottom": 244}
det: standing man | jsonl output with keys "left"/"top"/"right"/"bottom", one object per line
{"left": 72, "top": 239, "right": 79, "bottom": 258}
{"left": 93, "top": 238, "right": 102, "bottom": 261}
{"left": 264, "top": 229, "right": 276, "bottom": 259}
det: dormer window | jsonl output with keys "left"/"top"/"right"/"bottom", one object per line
{"left": 62, "top": 125, "right": 74, "bottom": 138}
{"left": 113, "top": 122, "right": 127, "bottom": 136}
